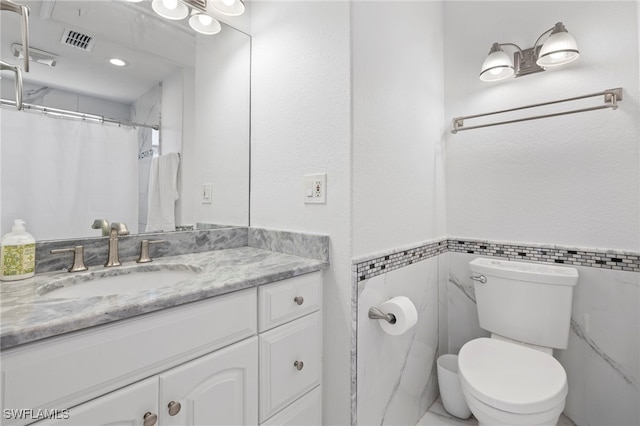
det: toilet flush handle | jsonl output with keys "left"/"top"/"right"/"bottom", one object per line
{"left": 470, "top": 275, "right": 487, "bottom": 284}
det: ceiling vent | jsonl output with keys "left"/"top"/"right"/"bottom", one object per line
{"left": 60, "top": 29, "right": 95, "bottom": 51}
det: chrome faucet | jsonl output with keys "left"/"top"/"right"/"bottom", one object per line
{"left": 92, "top": 219, "right": 110, "bottom": 236}
{"left": 105, "top": 222, "right": 129, "bottom": 267}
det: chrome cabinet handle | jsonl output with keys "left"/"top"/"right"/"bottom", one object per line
{"left": 143, "top": 412, "right": 158, "bottom": 426}
{"left": 294, "top": 360, "right": 304, "bottom": 371}
{"left": 470, "top": 275, "right": 487, "bottom": 284}
{"left": 168, "top": 400, "right": 181, "bottom": 416}
{"left": 294, "top": 296, "right": 304, "bottom": 306}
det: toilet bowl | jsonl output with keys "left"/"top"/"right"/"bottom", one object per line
{"left": 458, "top": 338, "right": 568, "bottom": 426}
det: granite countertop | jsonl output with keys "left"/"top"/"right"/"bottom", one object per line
{"left": 0, "top": 246, "right": 328, "bottom": 350}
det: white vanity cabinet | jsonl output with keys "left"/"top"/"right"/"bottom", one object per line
{"left": 0, "top": 271, "right": 322, "bottom": 426}
{"left": 36, "top": 337, "right": 258, "bottom": 426}
{"left": 258, "top": 272, "right": 322, "bottom": 425}
{"left": 159, "top": 336, "right": 258, "bottom": 426}
{"left": 34, "top": 377, "right": 160, "bottom": 426}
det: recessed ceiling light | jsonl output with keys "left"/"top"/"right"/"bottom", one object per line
{"left": 108, "top": 58, "right": 128, "bottom": 67}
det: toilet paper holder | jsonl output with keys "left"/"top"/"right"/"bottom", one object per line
{"left": 368, "top": 306, "right": 397, "bottom": 324}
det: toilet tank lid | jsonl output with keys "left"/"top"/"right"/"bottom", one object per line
{"left": 470, "top": 257, "right": 578, "bottom": 286}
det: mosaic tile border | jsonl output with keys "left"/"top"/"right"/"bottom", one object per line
{"left": 353, "top": 240, "right": 448, "bottom": 281}
{"left": 448, "top": 239, "right": 640, "bottom": 273}
{"left": 352, "top": 239, "right": 640, "bottom": 279}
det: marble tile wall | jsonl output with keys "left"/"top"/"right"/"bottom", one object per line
{"left": 352, "top": 238, "right": 638, "bottom": 426}
{"left": 445, "top": 251, "right": 639, "bottom": 426}
{"left": 353, "top": 245, "right": 443, "bottom": 425}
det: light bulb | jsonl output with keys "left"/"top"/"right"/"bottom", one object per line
{"left": 198, "top": 14, "right": 213, "bottom": 25}
{"left": 550, "top": 52, "right": 566, "bottom": 60}
{"left": 163, "top": 0, "right": 178, "bottom": 10}
{"left": 222, "top": 0, "right": 236, "bottom": 6}
{"left": 489, "top": 68, "right": 503, "bottom": 76}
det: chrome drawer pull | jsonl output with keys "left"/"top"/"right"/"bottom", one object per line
{"left": 294, "top": 360, "right": 304, "bottom": 371}
{"left": 168, "top": 400, "right": 181, "bottom": 416}
{"left": 143, "top": 412, "right": 158, "bottom": 426}
{"left": 470, "top": 275, "right": 487, "bottom": 284}
{"left": 294, "top": 296, "right": 304, "bottom": 306}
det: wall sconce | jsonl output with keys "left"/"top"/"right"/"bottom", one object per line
{"left": 479, "top": 22, "right": 580, "bottom": 82}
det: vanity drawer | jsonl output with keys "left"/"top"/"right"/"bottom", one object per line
{"left": 1, "top": 289, "right": 256, "bottom": 420}
{"left": 259, "top": 312, "right": 321, "bottom": 422}
{"left": 260, "top": 386, "right": 321, "bottom": 426}
{"left": 258, "top": 272, "right": 321, "bottom": 332}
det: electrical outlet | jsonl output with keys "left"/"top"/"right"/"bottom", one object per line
{"left": 304, "top": 173, "right": 326, "bottom": 204}
{"left": 201, "top": 183, "right": 212, "bottom": 204}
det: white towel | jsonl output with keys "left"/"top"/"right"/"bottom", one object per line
{"left": 145, "top": 153, "right": 180, "bottom": 232}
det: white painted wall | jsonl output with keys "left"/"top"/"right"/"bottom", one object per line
{"left": 160, "top": 70, "right": 184, "bottom": 155}
{"left": 181, "top": 28, "right": 251, "bottom": 227}
{"left": 249, "top": 2, "right": 352, "bottom": 424}
{"left": 175, "top": 67, "right": 195, "bottom": 228}
{"left": 352, "top": 1, "right": 447, "bottom": 258}
{"left": 444, "top": 1, "right": 640, "bottom": 251}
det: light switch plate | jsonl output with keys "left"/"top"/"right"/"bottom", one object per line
{"left": 303, "top": 173, "right": 326, "bottom": 204}
{"left": 201, "top": 183, "right": 212, "bottom": 204}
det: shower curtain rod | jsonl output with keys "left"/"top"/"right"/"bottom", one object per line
{"left": 451, "top": 87, "right": 623, "bottom": 134}
{"left": 0, "top": 98, "right": 159, "bottom": 130}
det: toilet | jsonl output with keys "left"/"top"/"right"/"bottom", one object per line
{"left": 458, "top": 257, "right": 579, "bottom": 426}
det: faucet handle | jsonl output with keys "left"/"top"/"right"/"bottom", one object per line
{"left": 137, "top": 240, "right": 166, "bottom": 263}
{"left": 50, "top": 246, "right": 88, "bottom": 272}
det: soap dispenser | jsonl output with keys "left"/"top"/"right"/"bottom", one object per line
{"left": 1, "top": 219, "right": 36, "bottom": 281}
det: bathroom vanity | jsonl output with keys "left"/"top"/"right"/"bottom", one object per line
{"left": 0, "top": 245, "right": 326, "bottom": 426}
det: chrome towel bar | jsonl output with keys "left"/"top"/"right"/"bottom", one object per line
{"left": 451, "top": 87, "right": 623, "bottom": 134}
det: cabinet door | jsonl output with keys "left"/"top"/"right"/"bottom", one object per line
{"left": 34, "top": 377, "right": 159, "bottom": 426}
{"left": 259, "top": 312, "right": 321, "bottom": 422}
{"left": 159, "top": 336, "right": 258, "bottom": 426}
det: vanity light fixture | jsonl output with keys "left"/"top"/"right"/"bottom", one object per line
{"left": 479, "top": 22, "right": 579, "bottom": 82}
{"left": 211, "top": 0, "right": 245, "bottom": 17}
{"left": 151, "top": 0, "right": 189, "bottom": 20}
{"left": 149, "top": 0, "right": 245, "bottom": 34}
{"left": 189, "top": 11, "right": 222, "bottom": 35}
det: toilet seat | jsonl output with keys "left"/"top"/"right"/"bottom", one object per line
{"left": 458, "top": 338, "right": 568, "bottom": 414}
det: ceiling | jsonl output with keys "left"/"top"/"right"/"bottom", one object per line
{"left": 1, "top": 0, "right": 197, "bottom": 103}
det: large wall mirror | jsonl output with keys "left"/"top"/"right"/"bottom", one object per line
{"left": 0, "top": 0, "right": 250, "bottom": 241}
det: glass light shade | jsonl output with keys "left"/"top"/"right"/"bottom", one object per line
{"left": 536, "top": 28, "right": 579, "bottom": 67}
{"left": 211, "top": 0, "right": 245, "bottom": 16}
{"left": 151, "top": 0, "right": 189, "bottom": 20}
{"left": 189, "top": 13, "right": 222, "bottom": 35}
{"left": 479, "top": 48, "right": 514, "bottom": 82}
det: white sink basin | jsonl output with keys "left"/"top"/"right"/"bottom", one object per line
{"left": 39, "top": 265, "right": 203, "bottom": 299}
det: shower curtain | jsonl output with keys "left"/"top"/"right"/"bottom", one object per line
{"left": 1, "top": 109, "right": 138, "bottom": 240}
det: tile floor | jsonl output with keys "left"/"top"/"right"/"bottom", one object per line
{"left": 418, "top": 398, "right": 576, "bottom": 426}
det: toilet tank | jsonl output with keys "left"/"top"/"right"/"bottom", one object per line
{"left": 469, "top": 257, "right": 578, "bottom": 349}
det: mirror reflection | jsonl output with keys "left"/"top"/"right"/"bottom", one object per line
{"left": 0, "top": 0, "right": 250, "bottom": 241}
